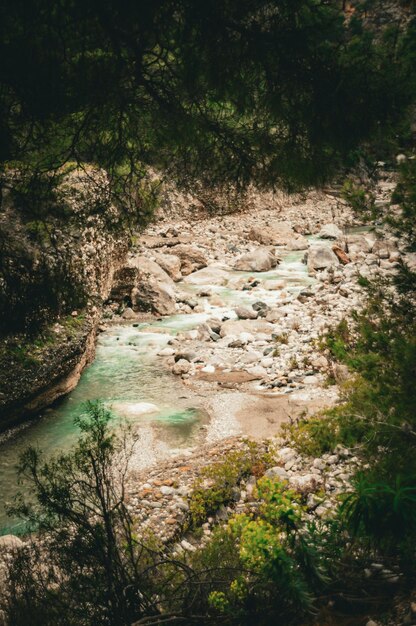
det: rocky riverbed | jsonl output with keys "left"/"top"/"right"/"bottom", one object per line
{"left": 1, "top": 173, "right": 414, "bottom": 626}
{"left": 103, "top": 175, "right": 407, "bottom": 444}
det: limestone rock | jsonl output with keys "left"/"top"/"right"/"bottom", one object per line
{"left": 234, "top": 306, "right": 258, "bottom": 320}
{"left": 265, "top": 466, "right": 289, "bottom": 480}
{"left": 318, "top": 223, "right": 343, "bottom": 239}
{"left": 172, "top": 244, "right": 208, "bottom": 275}
{"left": 289, "top": 473, "right": 323, "bottom": 494}
{"left": 0, "top": 535, "right": 24, "bottom": 551}
{"left": 183, "top": 265, "right": 229, "bottom": 286}
{"left": 172, "top": 359, "right": 191, "bottom": 375}
{"left": 153, "top": 253, "right": 182, "bottom": 281}
{"left": 248, "top": 221, "right": 294, "bottom": 246}
{"left": 130, "top": 257, "right": 177, "bottom": 315}
{"left": 307, "top": 246, "right": 339, "bottom": 274}
{"left": 234, "top": 248, "right": 277, "bottom": 272}
{"left": 122, "top": 307, "right": 137, "bottom": 320}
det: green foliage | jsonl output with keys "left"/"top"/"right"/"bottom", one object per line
{"left": 342, "top": 179, "right": 376, "bottom": 221}
{"left": 198, "top": 478, "right": 333, "bottom": 624}
{"left": 0, "top": 0, "right": 415, "bottom": 195}
{"left": 2, "top": 402, "right": 173, "bottom": 626}
{"left": 283, "top": 402, "right": 369, "bottom": 457}
{"left": 273, "top": 332, "right": 289, "bottom": 345}
{"left": 189, "top": 443, "right": 273, "bottom": 528}
{"left": 323, "top": 318, "right": 352, "bottom": 363}
{"left": 340, "top": 473, "right": 416, "bottom": 553}
{"left": 303, "top": 166, "right": 416, "bottom": 559}
{"left": 2, "top": 1, "right": 416, "bottom": 339}
{"left": 389, "top": 159, "right": 416, "bottom": 251}
{"left": 288, "top": 356, "right": 299, "bottom": 370}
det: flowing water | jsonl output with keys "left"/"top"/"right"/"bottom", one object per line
{"left": 0, "top": 242, "right": 330, "bottom": 534}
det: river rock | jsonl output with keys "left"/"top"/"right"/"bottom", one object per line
{"left": 158, "top": 347, "right": 175, "bottom": 357}
{"left": 172, "top": 359, "right": 191, "bottom": 375}
{"left": 248, "top": 221, "right": 294, "bottom": 246}
{"left": 116, "top": 402, "right": 159, "bottom": 416}
{"left": 133, "top": 273, "right": 176, "bottom": 316}
{"left": 311, "top": 355, "right": 328, "bottom": 370}
{"left": 234, "top": 306, "right": 258, "bottom": 320}
{"left": 234, "top": 248, "right": 277, "bottom": 272}
{"left": 174, "top": 351, "right": 197, "bottom": 363}
{"left": 307, "top": 246, "right": 339, "bottom": 274}
{"left": 332, "top": 245, "right": 350, "bottom": 265}
{"left": 122, "top": 307, "right": 137, "bottom": 320}
{"left": 220, "top": 319, "right": 273, "bottom": 337}
{"left": 0, "top": 535, "right": 24, "bottom": 551}
{"left": 372, "top": 239, "right": 398, "bottom": 259}
{"left": 183, "top": 265, "right": 229, "bottom": 286}
{"left": 265, "top": 466, "right": 289, "bottom": 480}
{"left": 332, "top": 363, "right": 350, "bottom": 384}
{"left": 318, "top": 223, "right": 343, "bottom": 239}
{"left": 264, "top": 279, "right": 285, "bottom": 290}
{"left": 346, "top": 233, "right": 375, "bottom": 256}
{"left": 153, "top": 253, "right": 182, "bottom": 281}
{"left": 252, "top": 301, "right": 269, "bottom": 317}
{"left": 286, "top": 235, "right": 309, "bottom": 251}
{"left": 114, "top": 256, "right": 177, "bottom": 316}
{"left": 289, "top": 473, "right": 323, "bottom": 494}
{"left": 172, "top": 244, "right": 208, "bottom": 275}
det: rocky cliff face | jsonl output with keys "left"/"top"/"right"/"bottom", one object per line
{"left": 0, "top": 167, "right": 130, "bottom": 430}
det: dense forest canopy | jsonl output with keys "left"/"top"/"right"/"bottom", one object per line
{"left": 1, "top": 0, "right": 416, "bottom": 335}
{"left": 0, "top": 0, "right": 415, "bottom": 194}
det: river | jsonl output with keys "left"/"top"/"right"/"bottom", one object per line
{"left": 0, "top": 246, "right": 320, "bottom": 533}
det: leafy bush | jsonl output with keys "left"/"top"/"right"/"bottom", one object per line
{"left": 197, "top": 478, "right": 336, "bottom": 624}
{"left": 305, "top": 164, "right": 416, "bottom": 561}
{"left": 189, "top": 443, "right": 273, "bottom": 528}
{"left": 341, "top": 179, "right": 376, "bottom": 221}
{"left": 282, "top": 406, "right": 368, "bottom": 457}
{"left": 389, "top": 159, "right": 416, "bottom": 251}
{"left": 2, "top": 403, "right": 193, "bottom": 626}
{"left": 340, "top": 473, "right": 416, "bottom": 554}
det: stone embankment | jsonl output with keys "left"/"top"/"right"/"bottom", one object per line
{"left": 0, "top": 168, "right": 129, "bottom": 429}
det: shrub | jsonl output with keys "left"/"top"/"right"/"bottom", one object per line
{"left": 197, "top": 478, "right": 335, "bottom": 624}
{"left": 341, "top": 179, "right": 376, "bottom": 221}
{"left": 2, "top": 403, "right": 193, "bottom": 626}
{"left": 188, "top": 443, "right": 273, "bottom": 528}
{"left": 340, "top": 473, "right": 416, "bottom": 554}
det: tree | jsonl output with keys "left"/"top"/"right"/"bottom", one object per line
{"left": 0, "top": 0, "right": 414, "bottom": 195}
{"left": 3, "top": 402, "right": 171, "bottom": 625}
{"left": 1, "top": 0, "right": 415, "bottom": 335}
